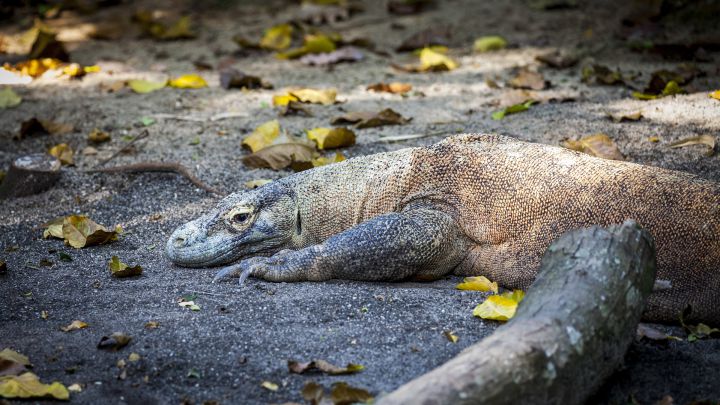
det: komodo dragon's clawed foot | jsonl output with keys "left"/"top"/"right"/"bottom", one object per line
{"left": 213, "top": 249, "right": 317, "bottom": 284}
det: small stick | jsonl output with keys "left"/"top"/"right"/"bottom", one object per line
{"left": 86, "top": 161, "right": 225, "bottom": 196}
{"left": 186, "top": 289, "right": 229, "bottom": 297}
{"left": 97, "top": 130, "right": 149, "bottom": 167}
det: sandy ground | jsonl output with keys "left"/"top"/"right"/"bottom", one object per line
{"left": 1, "top": 0, "right": 719, "bottom": 404}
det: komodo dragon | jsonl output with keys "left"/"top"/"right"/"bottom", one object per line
{"left": 166, "top": 134, "right": 720, "bottom": 323}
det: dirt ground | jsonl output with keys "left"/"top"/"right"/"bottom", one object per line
{"left": 1, "top": 0, "right": 719, "bottom": 404}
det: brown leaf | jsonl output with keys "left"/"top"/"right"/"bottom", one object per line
{"left": 509, "top": 69, "right": 547, "bottom": 90}
{"left": 0, "top": 349, "right": 30, "bottom": 377}
{"left": 301, "top": 381, "right": 324, "bottom": 405}
{"left": 17, "top": 118, "right": 74, "bottom": 140}
{"left": 48, "top": 143, "right": 74, "bottom": 165}
{"left": 607, "top": 111, "right": 643, "bottom": 122}
{"left": 279, "top": 101, "right": 313, "bottom": 117}
{"left": 59, "top": 215, "right": 121, "bottom": 249}
{"left": 97, "top": 332, "right": 131, "bottom": 351}
{"left": 367, "top": 82, "right": 412, "bottom": 94}
{"left": 88, "top": 128, "right": 111, "bottom": 144}
{"left": 219, "top": 69, "right": 272, "bottom": 90}
{"left": 331, "top": 108, "right": 410, "bottom": 128}
{"left": 299, "top": 47, "right": 364, "bottom": 66}
{"left": 109, "top": 256, "right": 142, "bottom": 278}
{"left": 668, "top": 135, "right": 715, "bottom": 157}
{"left": 330, "top": 382, "right": 373, "bottom": 405}
{"left": 535, "top": 50, "right": 578, "bottom": 68}
{"left": 242, "top": 144, "right": 315, "bottom": 171}
{"left": 563, "top": 134, "right": 624, "bottom": 160}
{"left": 396, "top": 27, "right": 450, "bottom": 52}
{"left": 288, "top": 359, "right": 364, "bottom": 375}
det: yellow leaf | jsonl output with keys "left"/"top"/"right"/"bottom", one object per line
{"left": 306, "top": 127, "right": 356, "bottom": 149}
{"left": 83, "top": 65, "right": 100, "bottom": 73}
{"left": 562, "top": 134, "right": 624, "bottom": 161}
{"left": 109, "top": 256, "right": 143, "bottom": 278}
{"left": 456, "top": 276, "right": 498, "bottom": 293}
{"left": 43, "top": 217, "right": 65, "bottom": 239}
{"left": 61, "top": 215, "right": 121, "bottom": 249}
{"left": 472, "top": 290, "right": 525, "bottom": 321}
{"left": 261, "top": 381, "right": 279, "bottom": 391}
{"left": 710, "top": 90, "right": 720, "bottom": 100}
{"left": 0, "top": 372, "right": 69, "bottom": 400}
{"left": 443, "top": 330, "right": 459, "bottom": 343}
{"left": 128, "top": 79, "right": 167, "bottom": 94}
{"left": 419, "top": 47, "right": 458, "bottom": 71}
{"left": 168, "top": 74, "right": 207, "bottom": 89}
{"left": 260, "top": 24, "right": 293, "bottom": 51}
{"left": 648, "top": 136, "right": 660, "bottom": 143}
{"left": 61, "top": 63, "right": 83, "bottom": 78}
{"left": 48, "top": 143, "right": 74, "bottom": 165}
{"left": 60, "top": 320, "right": 88, "bottom": 332}
{"left": 669, "top": 135, "right": 715, "bottom": 157}
{"left": 243, "top": 143, "right": 316, "bottom": 171}
{"left": 242, "top": 120, "right": 281, "bottom": 153}
{"left": 87, "top": 128, "right": 110, "bottom": 144}
{"left": 272, "top": 93, "right": 299, "bottom": 106}
{"left": 0, "top": 87, "right": 22, "bottom": 109}
{"left": 290, "top": 88, "right": 337, "bottom": 105}
{"left": 276, "top": 34, "right": 336, "bottom": 59}
{"left": 0, "top": 349, "right": 30, "bottom": 366}
{"left": 311, "top": 152, "right": 345, "bottom": 168}
{"left": 6, "top": 58, "right": 62, "bottom": 78}
{"left": 473, "top": 36, "right": 507, "bottom": 52}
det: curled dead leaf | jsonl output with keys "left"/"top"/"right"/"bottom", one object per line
{"left": 288, "top": 359, "right": 364, "bottom": 375}
{"left": 97, "top": 332, "right": 131, "bottom": 351}
{"left": 0, "top": 372, "right": 69, "bottom": 400}
{"left": 109, "top": 256, "right": 143, "bottom": 278}
{"left": 48, "top": 143, "right": 73, "bottom": 165}
{"left": 261, "top": 381, "right": 279, "bottom": 391}
{"left": 331, "top": 108, "right": 410, "bottom": 128}
{"left": 60, "top": 320, "right": 88, "bottom": 332}
{"left": 260, "top": 24, "right": 293, "bottom": 51}
{"left": 668, "top": 135, "right": 715, "bottom": 157}
{"left": 0, "top": 349, "right": 30, "bottom": 377}
{"left": 88, "top": 128, "right": 111, "bottom": 144}
{"left": 473, "top": 290, "right": 525, "bottom": 321}
{"left": 367, "top": 82, "right": 412, "bottom": 94}
{"left": 563, "top": 134, "right": 624, "bottom": 161}
{"left": 330, "top": 382, "right": 373, "bottom": 405}
{"left": 456, "top": 276, "right": 498, "bottom": 293}
{"left": 243, "top": 144, "right": 316, "bottom": 171}
{"left": 509, "top": 69, "right": 546, "bottom": 90}
{"left": 242, "top": 120, "right": 281, "bottom": 153}
{"left": 307, "top": 127, "right": 356, "bottom": 150}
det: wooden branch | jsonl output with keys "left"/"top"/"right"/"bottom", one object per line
{"left": 87, "top": 162, "right": 225, "bottom": 196}
{"left": 378, "top": 220, "right": 657, "bottom": 405}
{"left": 0, "top": 154, "right": 61, "bottom": 199}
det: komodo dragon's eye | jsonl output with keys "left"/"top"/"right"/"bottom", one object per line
{"left": 224, "top": 206, "right": 254, "bottom": 229}
{"left": 233, "top": 213, "right": 249, "bottom": 223}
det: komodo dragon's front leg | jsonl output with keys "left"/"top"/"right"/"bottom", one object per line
{"left": 213, "top": 207, "right": 471, "bottom": 284}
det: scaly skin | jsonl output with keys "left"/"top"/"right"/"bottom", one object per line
{"left": 166, "top": 134, "right": 720, "bottom": 323}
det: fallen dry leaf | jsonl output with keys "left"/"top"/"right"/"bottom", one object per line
{"left": 242, "top": 120, "right": 281, "bottom": 153}
{"left": 443, "top": 330, "right": 459, "bottom": 343}
{"left": 97, "top": 332, "right": 131, "bottom": 351}
{"left": 302, "top": 382, "right": 324, "bottom": 405}
{"left": 581, "top": 64, "right": 623, "bottom": 85}
{"left": 219, "top": 69, "right": 271, "bottom": 90}
{"left": 273, "top": 88, "right": 337, "bottom": 106}
{"left": 87, "top": 128, "right": 111, "bottom": 144}
{"left": 491, "top": 100, "right": 535, "bottom": 120}
{"left": 509, "top": 69, "right": 546, "bottom": 90}
{"left": 456, "top": 276, "right": 498, "bottom": 293}
{"left": 60, "top": 320, "right": 88, "bottom": 332}
{"left": 607, "top": 111, "right": 642, "bottom": 122}
{"left": 367, "top": 82, "right": 412, "bottom": 94}
{"left": 536, "top": 50, "right": 578, "bottom": 68}
{"left": 44, "top": 215, "right": 121, "bottom": 249}
{"left": 563, "top": 134, "right": 624, "bottom": 160}
{"left": 291, "top": 152, "right": 346, "bottom": 172}
{"left": 668, "top": 135, "right": 715, "bottom": 157}
{"left": 145, "top": 321, "right": 160, "bottom": 329}
{"left": 288, "top": 359, "right": 364, "bottom": 375}
{"left": 17, "top": 118, "right": 74, "bottom": 139}
{"left": 128, "top": 79, "right": 167, "bottom": 94}
{"left": 0, "top": 87, "right": 22, "bottom": 109}
{"left": 473, "top": 290, "right": 525, "bottom": 321}
{"left": 277, "top": 34, "right": 336, "bottom": 60}
{"left": 260, "top": 24, "right": 293, "bottom": 51}
{"left": 473, "top": 36, "right": 507, "bottom": 53}
{"left": 710, "top": 90, "right": 720, "bottom": 100}
{"left": 242, "top": 143, "right": 316, "bottom": 171}
{"left": 0, "top": 349, "right": 30, "bottom": 377}
{"left": 109, "top": 256, "right": 143, "bottom": 278}
{"left": 330, "top": 382, "right": 373, "bottom": 405}
{"left": 331, "top": 108, "right": 410, "bottom": 128}
{"left": 168, "top": 74, "right": 207, "bottom": 89}
{"left": 48, "top": 143, "right": 73, "bottom": 165}
{"left": 261, "top": 381, "right": 279, "bottom": 391}
{"left": 0, "top": 372, "right": 69, "bottom": 400}
{"left": 307, "top": 127, "right": 356, "bottom": 150}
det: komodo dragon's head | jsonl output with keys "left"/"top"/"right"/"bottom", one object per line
{"left": 166, "top": 182, "right": 299, "bottom": 267}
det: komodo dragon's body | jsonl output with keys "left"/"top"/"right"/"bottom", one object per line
{"left": 166, "top": 134, "right": 720, "bottom": 323}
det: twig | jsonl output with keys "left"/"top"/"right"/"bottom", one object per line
{"left": 86, "top": 162, "right": 225, "bottom": 196}
{"left": 186, "top": 289, "right": 230, "bottom": 297}
{"left": 97, "top": 130, "right": 149, "bottom": 167}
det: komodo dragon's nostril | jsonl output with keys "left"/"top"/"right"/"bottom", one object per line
{"left": 174, "top": 236, "right": 187, "bottom": 248}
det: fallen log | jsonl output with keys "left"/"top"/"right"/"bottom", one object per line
{"left": 378, "top": 220, "right": 657, "bottom": 405}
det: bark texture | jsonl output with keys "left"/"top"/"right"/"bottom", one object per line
{"left": 0, "top": 154, "right": 61, "bottom": 199}
{"left": 378, "top": 220, "right": 657, "bottom": 405}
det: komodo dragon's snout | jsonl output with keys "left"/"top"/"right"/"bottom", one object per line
{"left": 166, "top": 182, "right": 299, "bottom": 268}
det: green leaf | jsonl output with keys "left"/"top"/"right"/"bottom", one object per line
{"left": 0, "top": 87, "right": 22, "bottom": 109}
{"left": 473, "top": 36, "right": 507, "bottom": 52}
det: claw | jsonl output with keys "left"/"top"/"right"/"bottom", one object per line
{"left": 213, "top": 263, "right": 244, "bottom": 284}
